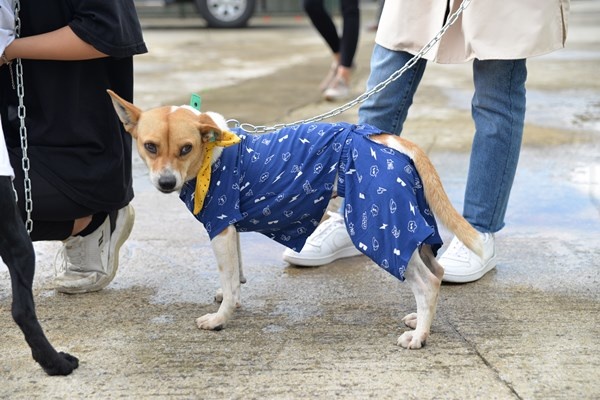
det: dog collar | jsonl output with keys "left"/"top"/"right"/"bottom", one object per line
{"left": 193, "top": 130, "right": 241, "bottom": 215}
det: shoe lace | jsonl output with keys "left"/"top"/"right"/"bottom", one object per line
{"left": 54, "top": 237, "right": 85, "bottom": 275}
{"left": 444, "top": 236, "right": 471, "bottom": 261}
{"left": 306, "top": 211, "right": 345, "bottom": 245}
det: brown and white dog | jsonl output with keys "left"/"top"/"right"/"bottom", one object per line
{"left": 108, "top": 90, "right": 482, "bottom": 349}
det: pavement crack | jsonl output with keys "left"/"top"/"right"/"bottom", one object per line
{"left": 444, "top": 317, "right": 523, "bottom": 400}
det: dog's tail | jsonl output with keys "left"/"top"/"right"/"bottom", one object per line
{"left": 390, "top": 136, "right": 484, "bottom": 258}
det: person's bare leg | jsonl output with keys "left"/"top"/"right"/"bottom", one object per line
{"left": 71, "top": 215, "right": 92, "bottom": 236}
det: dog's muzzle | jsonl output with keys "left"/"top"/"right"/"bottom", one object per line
{"left": 157, "top": 174, "right": 178, "bottom": 193}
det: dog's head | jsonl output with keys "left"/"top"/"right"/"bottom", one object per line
{"left": 107, "top": 90, "right": 231, "bottom": 193}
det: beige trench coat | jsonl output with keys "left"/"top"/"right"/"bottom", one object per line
{"left": 376, "top": 0, "right": 570, "bottom": 63}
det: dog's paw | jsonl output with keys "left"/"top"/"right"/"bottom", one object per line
{"left": 196, "top": 313, "right": 226, "bottom": 331}
{"left": 41, "top": 352, "right": 79, "bottom": 376}
{"left": 397, "top": 331, "right": 427, "bottom": 349}
{"left": 401, "top": 313, "right": 418, "bottom": 329}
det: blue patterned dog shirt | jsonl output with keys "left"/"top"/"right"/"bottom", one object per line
{"left": 180, "top": 122, "right": 442, "bottom": 281}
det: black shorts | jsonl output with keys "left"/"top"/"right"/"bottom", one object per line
{"left": 10, "top": 151, "right": 97, "bottom": 241}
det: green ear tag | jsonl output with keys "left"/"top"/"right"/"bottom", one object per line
{"left": 190, "top": 93, "right": 202, "bottom": 111}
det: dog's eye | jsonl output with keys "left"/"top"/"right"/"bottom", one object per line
{"left": 144, "top": 142, "right": 157, "bottom": 154}
{"left": 180, "top": 145, "right": 193, "bottom": 156}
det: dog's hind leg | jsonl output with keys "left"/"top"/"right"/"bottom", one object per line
{"left": 0, "top": 177, "right": 78, "bottom": 375}
{"left": 398, "top": 245, "right": 443, "bottom": 349}
{"left": 197, "top": 225, "right": 241, "bottom": 330}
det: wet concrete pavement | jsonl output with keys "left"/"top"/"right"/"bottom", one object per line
{"left": 1, "top": 1, "right": 599, "bottom": 398}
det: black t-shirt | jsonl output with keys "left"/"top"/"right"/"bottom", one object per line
{"left": 0, "top": 0, "right": 147, "bottom": 211}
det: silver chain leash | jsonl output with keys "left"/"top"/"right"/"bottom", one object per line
{"left": 12, "top": 0, "right": 33, "bottom": 234}
{"left": 231, "top": 0, "right": 472, "bottom": 134}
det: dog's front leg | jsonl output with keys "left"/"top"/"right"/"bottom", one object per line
{"left": 214, "top": 231, "right": 246, "bottom": 303}
{"left": 398, "top": 246, "right": 443, "bottom": 349}
{"left": 197, "top": 226, "right": 241, "bottom": 331}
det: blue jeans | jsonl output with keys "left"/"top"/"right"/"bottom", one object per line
{"left": 358, "top": 44, "right": 527, "bottom": 233}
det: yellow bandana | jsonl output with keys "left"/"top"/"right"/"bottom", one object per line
{"left": 193, "top": 129, "right": 241, "bottom": 215}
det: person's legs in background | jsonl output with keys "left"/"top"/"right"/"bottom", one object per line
{"left": 440, "top": 58, "right": 527, "bottom": 282}
{"left": 323, "top": 0, "right": 360, "bottom": 101}
{"left": 283, "top": 45, "right": 426, "bottom": 266}
{"left": 303, "top": 0, "right": 360, "bottom": 101}
{"left": 367, "top": 0, "right": 385, "bottom": 32}
{"left": 304, "top": 0, "right": 341, "bottom": 91}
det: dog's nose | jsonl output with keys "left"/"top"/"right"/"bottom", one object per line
{"left": 158, "top": 175, "right": 177, "bottom": 192}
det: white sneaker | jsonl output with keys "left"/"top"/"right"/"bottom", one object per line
{"left": 323, "top": 76, "right": 351, "bottom": 102}
{"left": 439, "top": 232, "right": 497, "bottom": 283}
{"left": 282, "top": 211, "right": 361, "bottom": 266}
{"left": 54, "top": 205, "right": 135, "bottom": 294}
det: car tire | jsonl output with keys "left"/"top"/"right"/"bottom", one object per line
{"left": 194, "top": 0, "right": 256, "bottom": 28}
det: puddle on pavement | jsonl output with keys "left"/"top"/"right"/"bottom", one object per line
{"left": 433, "top": 146, "right": 600, "bottom": 235}
{"left": 441, "top": 87, "right": 600, "bottom": 133}
{"left": 526, "top": 90, "right": 600, "bottom": 132}
{"left": 510, "top": 161, "right": 600, "bottom": 233}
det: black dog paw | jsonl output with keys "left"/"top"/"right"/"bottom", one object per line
{"left": 42, "top": 352, "right": 79, "bottom": 376}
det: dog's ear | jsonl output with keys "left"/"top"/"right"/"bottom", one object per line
{"left": 196, "top": 114, "right": 241, "bottom": 147}
{"left": 107, "top": 90, "right": 142, "bottom": 136}
{"left": 197, "top": 114, "right": 224, "bottom": 143}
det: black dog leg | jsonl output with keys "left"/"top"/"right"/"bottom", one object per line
{"left": 0, "top": 176, "right": 78, "bottom": 375}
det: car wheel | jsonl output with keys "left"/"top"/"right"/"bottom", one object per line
{"left": 194, "top": 0, "right": 256, "bottom": 28}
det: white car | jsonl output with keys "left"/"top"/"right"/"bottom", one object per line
{"left": 193, "top": 0, "right": 256, "bottom": 28}
{"left": 141, "top": 0, "right": 256, "bottom": 28}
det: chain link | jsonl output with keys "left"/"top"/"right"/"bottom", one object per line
{"left": 12, "top": 0, "right": 34, "bottom": 234}
{"left": 232, "top": 0, "right": 472, "bottom": 134}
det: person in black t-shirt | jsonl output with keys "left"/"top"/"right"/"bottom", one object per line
{"left": 0, "top": 0, "right": 147, "bottom": 294}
